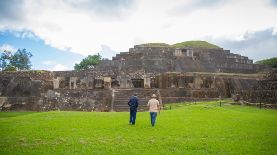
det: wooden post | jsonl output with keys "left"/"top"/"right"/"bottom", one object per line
{"left": 219, "top": 95, "right": 222, "bottom": 107}
{"left": 111, "top": 89, "right": 115, "bottom": 112}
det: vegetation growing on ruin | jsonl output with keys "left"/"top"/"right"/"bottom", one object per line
{"left": 137, "top": 43, "right": 170, "bottom": 47}
{"left": 34, "top": 70, "right": 47, "bottom": 73}
{"left": 137, "top": 41, "right": 221, "bottom": 49}
{"left": 171, "top": 40, "right": 221, "bottom": 49}
{"left": 0, "top": 101, "right": 276, "bottom": 154}
{"left": 74, "top": 53, "right": 102, "bottom": 70}
{"left": 0, "top": 49, "right": 33, "bottom": 71}
{"left": 255, "top": 57, "right": 277, "bottom": 68}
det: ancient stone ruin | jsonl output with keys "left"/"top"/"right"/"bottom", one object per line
{"left": 239, "top": 69, "right": 277, "bottom": 108}
{"left": 0, "top": 44, "right": 275, "bottom": 111}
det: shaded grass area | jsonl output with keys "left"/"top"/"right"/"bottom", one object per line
{"left": 0, "top": 101, "right": 276, "bottom": 154}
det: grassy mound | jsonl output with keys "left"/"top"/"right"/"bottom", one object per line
{"left": 136, "top": 43, "right": 170, "bottom": 47}
{"left": 255, "top": 57, "right": 277, "bottom": 68}
{"left": 0, "top": 101, "right": 276, "bottom": 154}
{"left": 171, "top": 40, "right": 221, "bottom": 49}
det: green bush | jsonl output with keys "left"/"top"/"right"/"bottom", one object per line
{"left": 255, "top": 57, "right": 277, "bottom": 68}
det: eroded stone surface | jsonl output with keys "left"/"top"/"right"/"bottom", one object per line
{"left": 0, "top": 46, "right": 274, "bottom": 111}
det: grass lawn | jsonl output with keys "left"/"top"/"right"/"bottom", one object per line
{"left": 0, "top": 101, "right": 276, "bottom": 154}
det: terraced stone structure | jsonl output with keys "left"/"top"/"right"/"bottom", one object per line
{"left": 239, "top": 69, "right": 277, "bottom": 107}
{"left": 0, "top": 43, "right": 273, "bottom": 111}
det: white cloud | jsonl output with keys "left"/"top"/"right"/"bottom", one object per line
{"left": 211, "top": 28, "right": 277, "bottom": 61}
{"left": 0, "top": 44, "right": 17, "bottom": 52}
{"left": 0, "top": 0, "right": 277, "bottom": 60}
{"left": 42, "top": 60, "right": 55, "bottom": 65}
{"left": 41, "top": 60, "right": 71, "bottom": 71}
{"left": 50, "top": 64, "right": 68, "bottom": 71}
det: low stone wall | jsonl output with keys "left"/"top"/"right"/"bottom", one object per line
{"left": 0, "top": 70, "right": 271, "bottom": 111}
{"left": 0, "top": 71, "right": 112, "bottom": 111}
{"left": 239, "top": 90, "right": 277, "bottom": 104}
{"left": 230, "top": 101, "right": 277, "bottom": 109}
{"left": 0, "top": 97, "right": 40, "bottom": 111}
{"left": 0, "top": 71, "right": 54, "bottom": 97}
{"left": 238, "top": 69, "right": 277, "bottom": 105}
{"left": 156, "top": 72, "right": 261, "bottom": 98}
{"left": 160, "top": 88, "right": 220, "bottom": 103}
{"left": 0, "top": 89, "right": 112, "bottom": 111}
{"left": 41, "top": 89, "right": 112, "bottom": 111}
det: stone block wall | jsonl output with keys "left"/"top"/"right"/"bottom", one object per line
{"left": 41, "top": 89, "right": 112, "bottom": 111}
{"left": 0, "top": 71, "right": 54, "bottom": 97}
{"left": 238, "top": 69, "right": 277, "bottom": 104}
{"left": 109, "top": 45, "right": 270, "bottom": 74}
{"left": 0, "top": 66, "right": 272, "bottom": 111}
{"left": 155, "top": 72, "right": 262, "bottom": 103}
{"left": 0, "top": 71, "right": 113, "bottom": 111}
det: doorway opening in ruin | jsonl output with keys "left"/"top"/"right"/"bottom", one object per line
{"left": 150, "top": 78, "right": 158, "bottom": 88}
{"left": 59, "top": 77, "right": 69, "bottom": 89}
{"left": 93, "top": 79, "right": 104, "bottom": 89}
{"left": 111, "top": 79, "right": 120, "bottom": 88}
{"left": 131, "top": 79, "right": 144, "bottom": 88}
{"left": 70, "top": 81, "right": 74, "bottom": 89}
{"left": 182, "top": 49, "right": 193, "bottom": 57}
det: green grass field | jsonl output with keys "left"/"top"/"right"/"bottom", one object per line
{"left": 1, "top": 101, "right": 277, "bottom": 154}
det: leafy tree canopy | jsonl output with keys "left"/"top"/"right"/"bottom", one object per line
{"left": 0, "top": 49, "right": 33, "bottom": 71}
{"left": 255, "top": 57, "right": 277, "bottom": 68}
{"left": 74, "top": 53, "right": 102, "bottom": 70}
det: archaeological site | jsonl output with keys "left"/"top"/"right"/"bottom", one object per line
{"left": 0, "top": 43, "right": 276, "bottom": 111}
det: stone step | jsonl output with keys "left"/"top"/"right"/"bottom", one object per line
{"left": 115, "top": 93, "right": 157, "bottom": 94}
{"left": 114, "top": 98, "right": 149, "bottom": 101}
{"left": 114, "top": 101, "right": 148, "bottom": 104}
{"left": 114, "top": 99, "right": 148, "bottom": 102}
{"left": 114, "top": 104, "right": 148, "bottom": 107}
{"left": 113, "top": 105, "right": 148, "bottom": 108}
{"left": 114, "top": 90, "right": 157, "bottom": 92}
{"left": 112, "top": 88, "right": 160, "bottom": 111}
{"left": 113, "top": 104, "right": 148, "bottom": 107}
{"left": 114, "top": 104, "right": 147, "bottom": 107}
{"left": 114, "top": 102, "right": 148, "bottom": 104}
{"left": 114, "top": 88, "right": 156, "bottom": 90}
{"left": 114, "top": 96, "right": 151, "bottom": 98}
{"left": 113, "top": 106, "right": 148, "bottom": 112}
{"left": 114, "top": 89, "right": 157, "bottom": 91}
{"left": 114, "top": 92, "right": 155, "bottom": 95}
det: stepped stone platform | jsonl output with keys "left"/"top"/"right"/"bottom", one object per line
{"left": 112, "top": 88, "right": 160, "bottom": 111}
{"left": 0, "top": 43, "right": 274, "bottom": 111}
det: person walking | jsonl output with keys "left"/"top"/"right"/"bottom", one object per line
{"left": 147, "top": 94, "right": 160, "bottom": 127}
{"left": 128, "top": 93, "right": 139, "bottom": 125}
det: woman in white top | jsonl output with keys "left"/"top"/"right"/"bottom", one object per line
{"left": 147, "top": 94, "right": 160, "bottom": 127}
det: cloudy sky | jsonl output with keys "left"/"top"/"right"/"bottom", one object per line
{"left": 0, "top": 0, "right": 276, "bottom": 70}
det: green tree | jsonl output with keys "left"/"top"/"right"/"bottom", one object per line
{"left": 0, "top": 49, "right": 33, "bottom": 71}
{"left": 0, "top": 50, "right": 12, "bottom": 70}
{"left": 255, "top": 57, "right": 277, "bottom": 68}
{"left": 4, "top": 65, "right": 17, "bottom": 71}
{"left": 74, "top": 53, "right": 102, "bottom": 70}
{"left": 10, "top": 49, "right": 33, "bottom": 70}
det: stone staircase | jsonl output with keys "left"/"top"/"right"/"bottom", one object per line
{"left": 112, "top": 88, "right": 160, "bottom": 111}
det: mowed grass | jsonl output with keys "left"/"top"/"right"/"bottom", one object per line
{"left": 0, "top": 101, "right": 277, "bottom": 155}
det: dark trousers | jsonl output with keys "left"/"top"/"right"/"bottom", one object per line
{"left": 129, "top": 109, "right": 137, "bottom": 125}
{"left": 150, "top": 112, "right": 157, "bottom": 126}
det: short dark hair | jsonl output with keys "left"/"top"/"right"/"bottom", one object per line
{"left": 134, "top": 93, "right": 137, "bottom": 96}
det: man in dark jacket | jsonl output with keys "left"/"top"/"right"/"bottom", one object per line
{"left": 128, "top": 93, "right": 139, "bottom": 125}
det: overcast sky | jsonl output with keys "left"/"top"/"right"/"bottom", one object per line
{"left": 0, "top": 0, "right": 276, "bottom": 70}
